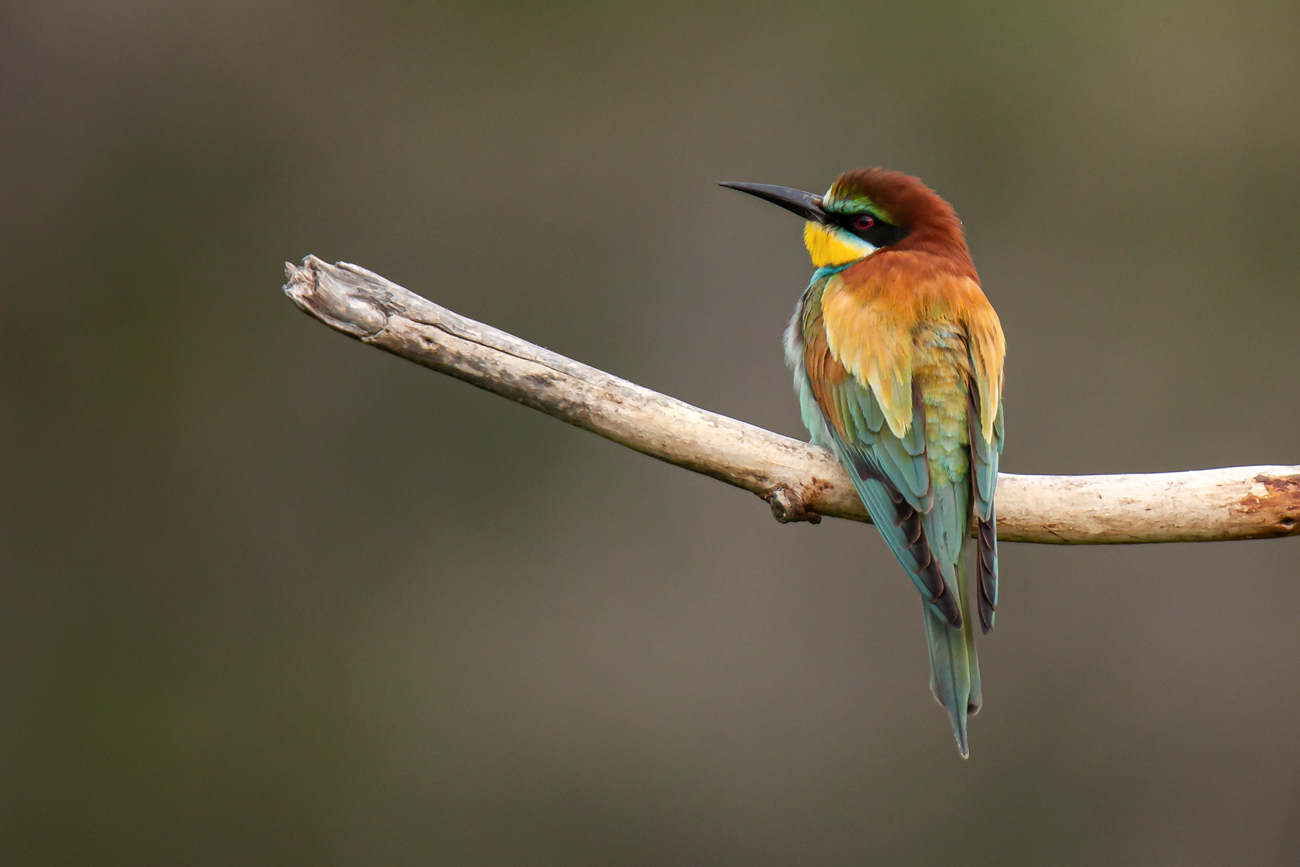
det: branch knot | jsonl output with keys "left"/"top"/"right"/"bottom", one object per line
{"left": 765, "top": 483, "right": 822, "bottom": 524}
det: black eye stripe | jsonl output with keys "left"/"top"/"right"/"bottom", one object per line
{"left": 831, "top": 212, "right": 910, "bottom": 248}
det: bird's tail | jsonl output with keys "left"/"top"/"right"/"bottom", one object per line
{"left": 922, "top": 542, "right": 982, "bottom": 758}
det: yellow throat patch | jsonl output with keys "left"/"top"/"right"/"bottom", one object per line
{"left": 803, "top": 221, "right": 876, "bottom": 268}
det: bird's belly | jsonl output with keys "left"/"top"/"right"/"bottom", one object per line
{"left": 913, "top": 324, "right": 973, "bottom": 488}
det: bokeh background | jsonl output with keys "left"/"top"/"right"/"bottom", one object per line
{"left": 2, "top": 1, "right": 1299, "bottom": 864}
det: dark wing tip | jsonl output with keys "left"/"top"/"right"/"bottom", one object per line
{"left": 933, "top": 586, "right": 963, "bottom": 629}
{"left": 976, "top": 515, "right": 998, "bottom": 633}
{"left": 979, "top": 603, "right": 995, "bottom": 634}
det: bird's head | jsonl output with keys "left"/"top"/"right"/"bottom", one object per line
{"left": 721, "top": 167, "right": 967, "bottom": 270}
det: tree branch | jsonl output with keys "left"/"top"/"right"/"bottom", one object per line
{"left": 283, "top": 256, "right": 1300, "bottom": 545}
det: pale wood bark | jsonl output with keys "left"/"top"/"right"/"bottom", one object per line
{"left": 283, "top": 256, "right": 1300, "bottom": 545}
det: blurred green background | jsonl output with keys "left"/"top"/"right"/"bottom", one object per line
{"left": 2, "top": 1, "right": 1299, "bottom": 864}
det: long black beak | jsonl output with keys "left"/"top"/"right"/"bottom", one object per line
{"left": 718, "top": 182, "right": 827, "bottom": 223}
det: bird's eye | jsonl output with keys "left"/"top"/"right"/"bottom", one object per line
{"left": 854, "top": 214, "right": 875, "bottom": 231}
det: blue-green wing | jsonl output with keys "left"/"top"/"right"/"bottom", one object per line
{"left": 791, "top": 277, "right": 982, "bottom": 755}
{"left": 808, "top": 371, "right": 964, "bottom": 629}
{"left": 799, "top": 362, "right": 980, "bottom": 754}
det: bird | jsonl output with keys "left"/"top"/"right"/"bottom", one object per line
{"left": 721, "top": 169, "right": 1005, "bottom": 757}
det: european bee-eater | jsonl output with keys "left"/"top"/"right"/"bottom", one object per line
{"left": 722, "top": 169, "right": 1005, "bottom": 757}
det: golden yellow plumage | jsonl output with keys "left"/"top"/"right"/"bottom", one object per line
{"left": 818, "top": 261, "right": 1004, "bottom": 445}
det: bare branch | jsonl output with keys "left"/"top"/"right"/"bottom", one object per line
{"left": 283, "top": 256, "right": 1300, "bottom": 545}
